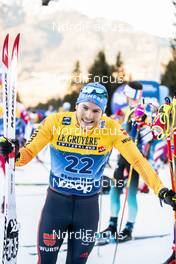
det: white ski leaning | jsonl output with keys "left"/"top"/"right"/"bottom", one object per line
{"left": 1, "top": 33, "right": 20, "bottom": 264}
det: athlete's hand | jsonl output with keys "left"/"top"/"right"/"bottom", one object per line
{"left": 159, "top": 188, "right": 176, "bottom": 210}
{"left": 0, "top": 136, "right": 19, "bottom": 159}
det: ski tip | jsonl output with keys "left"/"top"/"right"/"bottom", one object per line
{"left": 11, "top": 33, "right": 20, "bottom": 60}
{"left": 4, "top": 34, "right": 9, "bottom": 44}
{"left": 2, "top": 34, "right": 9, "bottom": 67}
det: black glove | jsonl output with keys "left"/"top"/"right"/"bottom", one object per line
{"left": 0, "top": 136, "right": 20, "bottom": 160}
{"left": 159, "top": 188, "right": 176, "bottom": 210}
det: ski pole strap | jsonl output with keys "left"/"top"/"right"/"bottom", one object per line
{"left": 152, "top": 97, "right": 172, "bottom": 139}
{"left": 159, "top": 97, "right": 172, "bottom": 136}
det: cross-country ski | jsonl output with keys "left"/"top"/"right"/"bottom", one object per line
{"left": 0, "top": 33, "right": 20, "bottom": 264}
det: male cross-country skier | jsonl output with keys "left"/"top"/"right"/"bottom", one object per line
{"left": 99, "top": 81, "right": 153, "bottom": 244}
{"left": 0, "top": 82, "right": 175, "bottom": 264}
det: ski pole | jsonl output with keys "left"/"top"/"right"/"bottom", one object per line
{"left": 165, "top": 97, "right": 176, "bottom": 264}
{"left": 112, "top": 121, "right": 139, "bottom": 264}
{"left": 154, "top": 96, "right": 176, "bottom": 264}
{"left": 162, "top": 97, "right": 176, "bottom": 264}
{"left": 172, "top": 94, "right": 176, "bottom": 189}
{"left": 163, "top": 98, "right": 175, "bottom": 189}
{"left": 170, "top": 94, "right": 176, "bottom": 263}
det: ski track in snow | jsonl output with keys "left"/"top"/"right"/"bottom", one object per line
{"left": 6, "top": 155, "right": 173, "bottom": 264}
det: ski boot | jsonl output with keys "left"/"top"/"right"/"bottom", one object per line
{"left": 96, "top": 226, "right": 118, "bottom": 246}
{"left": 118, "top": 228, "right": 132, "bottom": 242}
{"left": 118, "top": 222, "right": 133, "bottom": 243}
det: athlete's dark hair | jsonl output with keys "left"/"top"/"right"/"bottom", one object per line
{"left": 128, "top": 81, "right": 143, "bottom": 90}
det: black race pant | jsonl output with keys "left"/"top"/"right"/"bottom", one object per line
{"left": 114, "top": 155, "right": 139, "bottom": 189}
{"left": 37, "top": 188, "right": 99, "bottom": 264}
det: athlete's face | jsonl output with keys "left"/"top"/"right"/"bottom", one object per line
{"left": 76, "top": 102, "right": 102, "bottom": 130}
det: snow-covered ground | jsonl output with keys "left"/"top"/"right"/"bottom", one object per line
{"left": 1, "top": 149, "right": 174, "bottom": 264}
